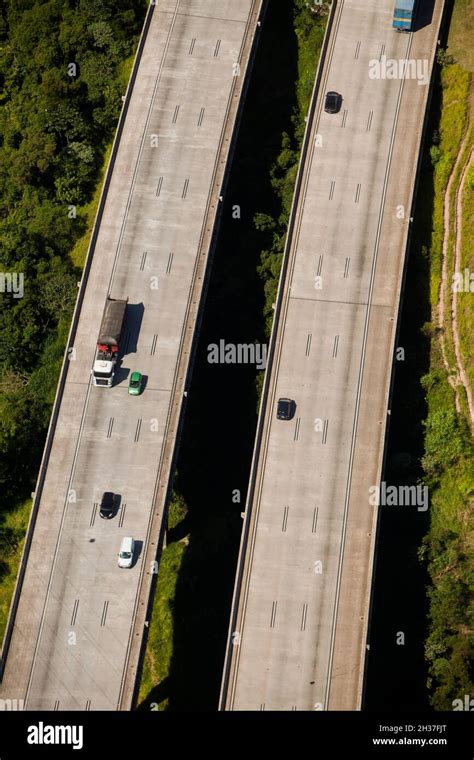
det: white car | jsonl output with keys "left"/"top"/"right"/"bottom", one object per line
{"left": 118, "top": 536, "right": 135, "bottom": 568}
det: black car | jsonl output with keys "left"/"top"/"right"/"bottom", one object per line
{"left": 324, "top": 91, "right": 342, "bottom": 114}
{"left": 277, "top": 398, "right": 296, "bottom": 421}
{"left": 99, "top": 491, "right": 115, "bottom": 519}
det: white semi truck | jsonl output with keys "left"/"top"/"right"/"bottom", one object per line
{"left": 92, "top": 296, "right": 128, "bottom": 387}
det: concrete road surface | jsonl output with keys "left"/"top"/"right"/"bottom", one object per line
{"left": 0, "top": 0, "right": 262, "bottom": 710}
{"left": 220, "top": 0, "right": 443, "bottom": 710}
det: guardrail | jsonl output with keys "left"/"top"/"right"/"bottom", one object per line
{"left": 361, "top": 0, "right": 447, "bottom": 705}
{"left": 218, "top": 0, "right": 339, "bottom": 710}
{"left": 0, "top": 2, "right": 156, "bottom": 679}
{"left": 121, "top": 0, "right": 267, "bottom": 711}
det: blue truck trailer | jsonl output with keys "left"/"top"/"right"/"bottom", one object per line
{"left": 392, "top": 0, "right": 416, "bottom": 31}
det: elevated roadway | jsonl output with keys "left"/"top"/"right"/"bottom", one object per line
{"left": 0, "top": 0, "right": 263, "bottom": 710}
{"left": 220, "top": 0, "right": 444, "bottom": 711}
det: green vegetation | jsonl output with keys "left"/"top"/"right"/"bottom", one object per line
{"left": 69, "top": 141, "right": 112, "bottom": 269}
{"left": 0, "top": 1, "right": 146, "bottom": 641}
{"left": 0, "top": 498, "right": 30, "bottom": 642}
{"left": 256, "top": 2, "right": 327, "bottom": 336}
{"left": 418, "top": 6, "right": 474, "bottom": 708}
{"left": 446, "top": 0, "right": 474, "bottom": 72}
{"left": 138, "top": 542, "right": 188, "bottom": 710}
{"left": 362, "top": 2, "right": 474, "bottom": 713}
{"left": 457, "top": 137, "right": 474, "bottom": 397}
{"left": 137, "top": 2, "right": 329, "bottom": 710}
{"left": 69, "top": 54, "right": 135, "bottom": 270}
{"left": 138, "top": 492, "right": 188, "bottom": 710}
{"left": 428, "top": 64, "right": 470, "bottom": 307}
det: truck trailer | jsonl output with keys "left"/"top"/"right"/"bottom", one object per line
{"left": 92, "top": 297, "right": 128, "bottom": 387}
{"left": 392, "top": 0, "right": 416, "bottom": 32}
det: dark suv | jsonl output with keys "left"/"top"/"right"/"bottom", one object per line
{"left": 99, "top": 492, "right": 116, "bottom": 519}
{"left": 277, "top": 398, "right": 296, "bottom": 421}
{"left": 324, "top": 91, "right": 342, "bottom": 114}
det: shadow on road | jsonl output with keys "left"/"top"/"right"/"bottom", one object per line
{"left": 363, "top": 56, "right": 441, "bottom": 710}
{"left": 413, "top": 0, "right": 435, "bottom": 33}
{"left": 136, "top": 0, "right": 300, "bottom": 711}
{"left": 124, "top": 302, "right": 145, "bottom": 356}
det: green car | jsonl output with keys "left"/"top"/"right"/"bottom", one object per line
{"left": 128, "top": 371, "right": 143, "bottom": 396}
